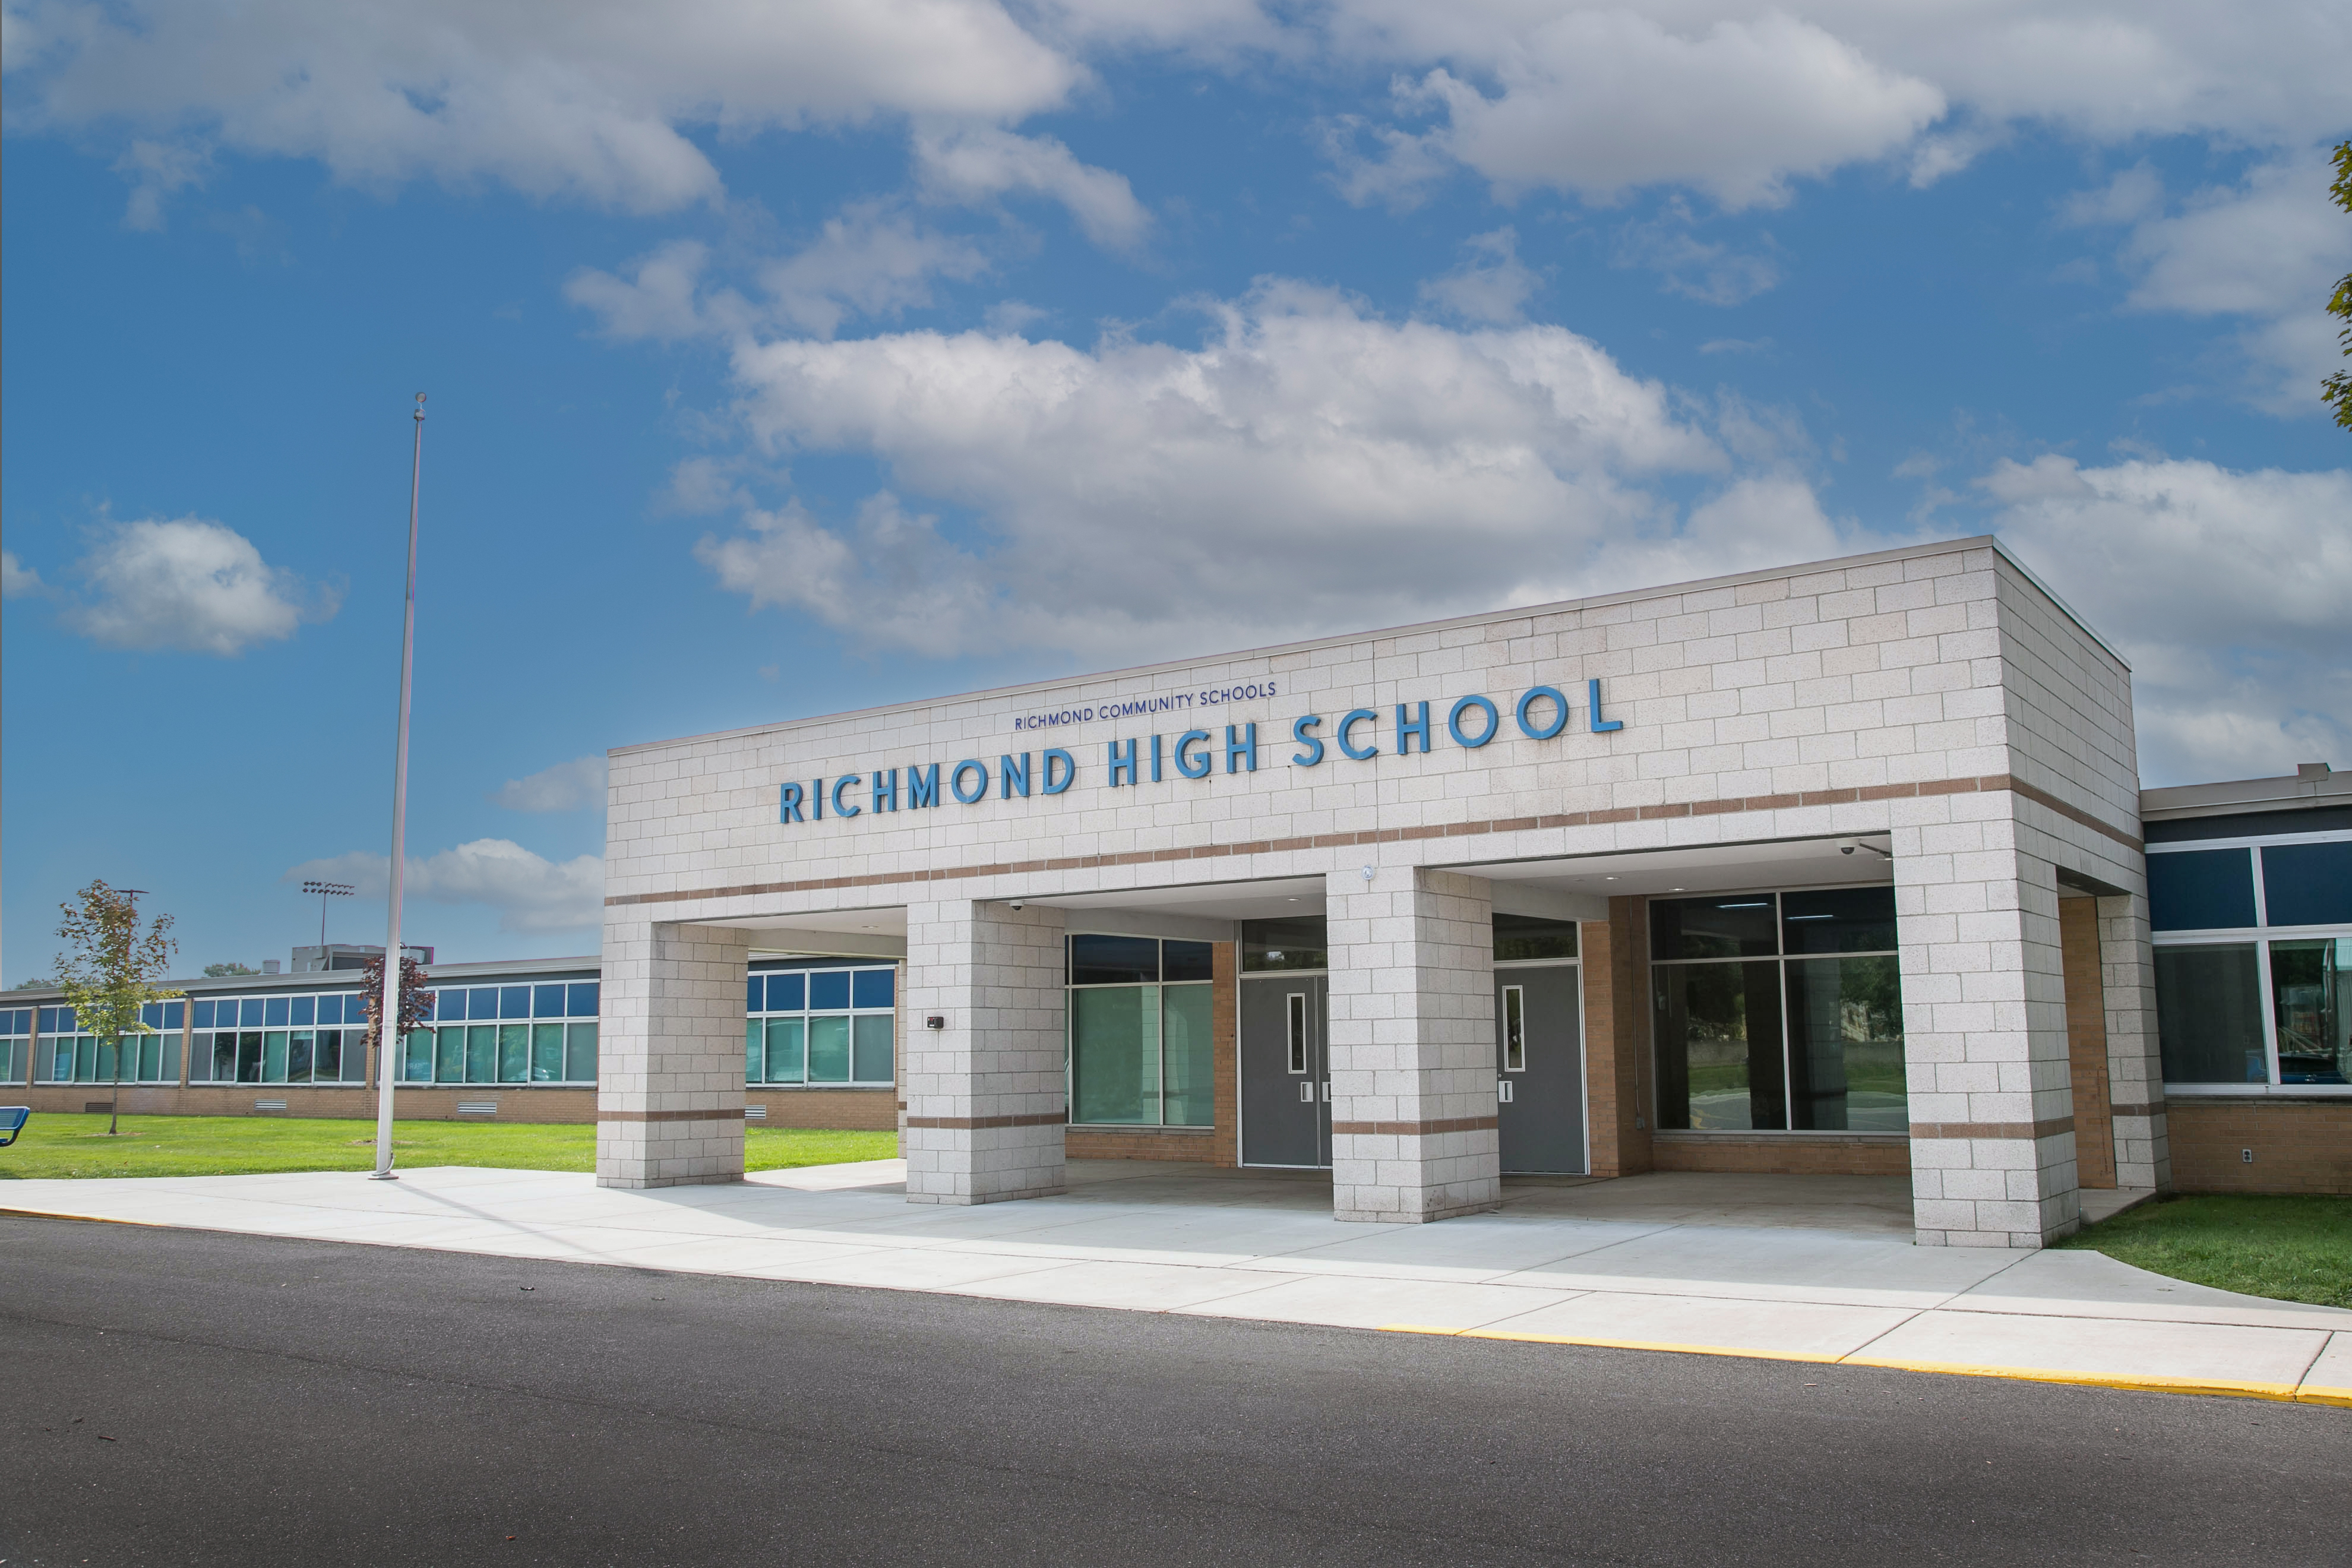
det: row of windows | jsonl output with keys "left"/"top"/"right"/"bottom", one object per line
{"left": 1234, "top": 912, "right": 1581, "bottom": 973}
{"left": 747, "top": 966, "right": 897, "bottom": 1085}
{"left": 747, "top": 968, "right": 894, "bottom": 1014}
{"left": 39, "top": 1033, "right": 184, "bottom": 1086}
{"left": 399, "top": 1023, "right": 600, "bottom": 1085}
{"left": 192, "top": 1029, "right": 371, "bottom": 1085}
{"left": 2157, "top": 938, "right": 2350, "bottom": 1088}
{"left": 2149, "top": 841, "right": 2352, "bottom": 932}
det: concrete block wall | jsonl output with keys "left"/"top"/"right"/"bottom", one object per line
{"left": 596, "top": 920, "right": 749, "bottom": 1188}
{"left": 1325, "top": 866, "right": 1501, "bottom": 1222}
{"left": 2099, "top": 894, "right": 2169, "bottom": 1190}
{"left": 902, "top": 899, "right": 1067, "bottom": 1204}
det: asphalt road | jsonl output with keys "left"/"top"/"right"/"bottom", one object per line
{"left": 4, "top": 1215, "right": 2345, "bottom": 1567}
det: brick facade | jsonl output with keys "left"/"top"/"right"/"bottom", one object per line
{"left": 2166, "top": 1100, "right": 2352, "bottom": 1195}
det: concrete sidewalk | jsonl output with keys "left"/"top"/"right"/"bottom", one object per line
{"left": 7, "top": 1161, "right": 2347, "bottom": 1406}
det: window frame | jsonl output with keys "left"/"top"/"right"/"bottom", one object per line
{"left": 747, "top": 963, "right": 899, "bottom": 1088}
{"left": 1063, "top": 932, "right": 1218, "bottom": 1129}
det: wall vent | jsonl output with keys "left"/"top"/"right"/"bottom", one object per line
{"left": 456, "top": 1100, "right": 498, "bottom": 1115}
{"left": 745, "top": 1105, "right": 767, "bottom": 1120}
{"left": 253, "top": 1099, "right": 288, "bottom": 1112}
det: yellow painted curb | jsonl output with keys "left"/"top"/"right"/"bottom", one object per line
{"left": 0, "top": 1206, "right": 166, "bottom": 1228}
{"left": 1377, "top": 1322, "right": 2344, "bottom": 1406}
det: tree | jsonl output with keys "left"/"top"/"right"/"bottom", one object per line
{"left": 53, "top": 881, "right": 180, "bottom": 1137}
{"left": 2326, "top": 141, "right": 2352, "bottom": 431}
{"left": 359, "top": 952, "right": 432, "bottom": 1082}
{"left": 203, "top": 962, "right": 258, "bottom": 978}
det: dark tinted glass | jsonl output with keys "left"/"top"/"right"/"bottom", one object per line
{"left": 1162, "top": 940, "right": 1215, "bottom": 982}
{"left": 852, "top": 969, "right": 894, "bottom": 1009}
{"left": 1651, "top": 896, "right": 1778, "bottom": 960}
{"left": 2147, "top": 849, "right": 2257, "bottom": 932}
{"left": 163, "top": 1001, "right": 185, "bottom": 1029}
{"left": 316, "top": 995, "right": 343, "bottom": 1025}
{"left": 288, "top": 995, "right": 314, "bottom": 1026}
{"left": 2154, "top": 943, "right": 2266, "bottom": 1083}
{"left": 501, "top": 986, "right": 532, "bottom": 1020}
{"left": 193, "top": 1001, "right": 216, "bottom": 1029}
{"left": 1779, "top": 886, "right": 1898, "bottom": 954}
{"left": 569, "top": 982, "right": 600, "bottom": 1018}
{"left": 809, "top": 970, "right": 851, "bottom": 1010}
{"left": 765, "top": 973, "right": 805, "bottom": 1011}
{"left": 1241, "top": 917, "right": 1327, "bottom": 972}
{"left": 535, "top": 985, "right": 567, "bottom": 1018}
{"left": 1070, "top": 934, "right": 1161, "bottom": 985}
{"left": 1493, "top": 913, "right": 1578, "bottom": 962}
{"left": 2261, "top": 843, "right": 2352, "bottom": 927}
{"left": 264, "top": 997, "right": 290, "bottom": 1027}
{"left": 239, "top": 998, "right": 265, "bottom": 1028}
{"left": 440, "top": 989, "right": 466, "bottom": 1022}
{"left": 1652, "top": 959, "right": 1785, "bottom": 1130}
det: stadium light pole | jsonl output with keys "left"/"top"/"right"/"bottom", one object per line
{"left": 372, "top": 394, "right": 425, "bottom": 1181}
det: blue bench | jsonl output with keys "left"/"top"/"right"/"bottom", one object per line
{"left": 0, "top": 1107, "right": 27, "bottom": 1147}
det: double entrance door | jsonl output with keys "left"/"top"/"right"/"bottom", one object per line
{"left": 1239, "top": 975, "right": 1330, "bottom": 1168}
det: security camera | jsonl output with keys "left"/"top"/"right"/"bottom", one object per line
{"left": 1840, "top": 844, "right": 1857, "bottom": 856}
{"left": 1007, "top": 899, "right": 1025, "bottom": 911}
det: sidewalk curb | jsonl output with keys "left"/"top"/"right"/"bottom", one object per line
{"left": 1379, "top": 1323, "right": 2352, "bottom": 1407}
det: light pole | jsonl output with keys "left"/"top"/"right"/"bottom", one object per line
{"left": 109, "top": 888, "right": 150, "bottom": 1138}
{"left": 302, "top": 880, "right": 353, "bottom": 951}
{"left": 372, "top": 394, "right": 425, "bottom": 1181}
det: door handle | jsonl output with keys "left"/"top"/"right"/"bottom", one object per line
{"left": 1321, "top": 1080, "right": 1332, "bottom": 1103}
{"left": 1497, "top": 1079, "right": 1515, "bottom": 1104}
{"left": 1299, "top": 1081, "right": 1314, "bottom": 1103}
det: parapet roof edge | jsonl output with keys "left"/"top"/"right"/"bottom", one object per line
{"left": 617, "top": 534, "right": 2041, "bottom": 756}
{"left": 1984, "top": 535, "right": 2128, "bottom": 670}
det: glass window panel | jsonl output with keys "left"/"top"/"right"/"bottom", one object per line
{"left": 1240, "top": 917, "right": 1327, "bottom": 972}
{"left": 290, "top": 995, "right": 315, "bottom": 1027}
{"left": 208, "top": 1033, "right": 235, "bottom": 1082}
{"left": 534, "top": 985, "right": 567, "bottom": 1019}
{"left": 1651, "top": 897, "right": 1779, "bottom": 961}
{"left": 747, "top": 976, "right": 767, "bottom": 1014}
{"left": 471, "top": 988, "right": 501, "bottom": 1021}
{"left": 164, "top": 1001, "right": 184, "bottom": 1030}
{"left": 95, "top": 1039, "right": 118, "bottom": 1082}
{"left": 1783, "top": 955, "right": 1907, "bottom": 1130}
{"left": 808, "top": 972, "right": 851, "bottom": 1011}
{"left": 745, "top": 1020, "right": 765, "bottom": 1083}
{"left": 440, "top": 989, "right": 467, "bottom": 1022}
{"left": 568, "top": 982, "right": 599, "bottom": 1019}
{"left": 466, "top": 1025, "right": 498, "bottom": 1083}
{"left": 313, "top": 1030, "right": 342, "bottom": 1082}
{"left": 142, "top": 1003, "right": 164, "bottom": 1029}
{"left": 1070, "top": 935, "right": 1160, "bottom": 986}
{"left": 500, "top": 987, "right": 530, "bottom": 1021}
{"left": 807, "top": 1016, "right": 851, "bottom": 1082}
{"left": 1161, "top": 984, "right": 1214, "bottom": 1127}
{"left": 435, "top": 1027, "right": 467, "bottom": 1083}
{"left": 64, "top": 1006, "right": 81, "bottom": 1032}
{"left": 406, "top": 1029, "right": 435, "bottom": 1083}
{"left": 2154, "top": 944, "right": 2267, "bottom": 1084}
{"left": 47, "top": 1040, "right": 70, "bottom": 1082}
{"left": 151, "top": 1034, "right": 174, "bottom": 1083}
{"left": 852, "top": 1015, "right": 894, "bottom": 1082}
{"left": 1502, "top": 985, "right": 1526, "bottom": 1071}
{"left": 1162, "top": 940, "right": 1215, "bottom": 983}
{"left": 1071, "top": 985, "right": 1159, "bottom": 1124}
{"left": 315, "top": 994, "right": 342, "bottom": 1026}
{"left": 764, "top": 1018, "right": 805, "bottom": 1084}
{"left": 530, "top": 1023, "right": 564, "bottom": 1082}
{"left": 852, "top": 969, "right": 894, "bottom": 1009}
{"left": 262, "top": 997, "right": 289, "bottom": 1028}
{"left": 497, "top": 1023, "right": 530, "bottom": 1083}
{"left": 564, "top": 1023, "right": 599, "bottom": 1083}
{"left": 2262, "top": 844, "right": 2352, "bottom": 928}
{"left": 193, "top": 1000, "right": 217, "bottom": 1029}
{"left": 261, "top": 1031, "right": 289, "bottom": 1083}
{"left": 1652, "top": 961, "right": 1786, "bottom": 1130}
{"left": 1493, "top": 914, "right": 1579, "bottom": 962}
{"left": 764, "top": 973, "right": 804, "bottom": 1013}
{"left": 239, "top": 999, "right": 265, "bottom": 1028}
{"left": 2269, "top": 939, "right": 2351, "bottom": 1086}
{"left": 1779, "top": 887, "right": 1898, "bottom": 955}
{"left": 287, "top": 1030, "right": 314, "bottom": 1083}
{"left": 2147, "top": 849, "right": 2258, "bottom": 932}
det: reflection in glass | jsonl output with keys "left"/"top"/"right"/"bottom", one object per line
{"left": 807, "top": 1016, "right": 851, "bottom": 1082}
{"left": 564, "top": 1022, "right": 599, "bottom": 1084}
{"left": 1651, "top": 897, "right": 1778, "bottom": 962}
{"left": 465, "top": 1025, "right": 497, "bottom": 1085}
{"left": 1783, "top": 956, "right": 1907, "bottom": 1130}
{"left": 2154, "top": 944, "right": 2266, "bottom": 1083}
{"left": 314, "top": 1029, "right": 342, "bottom": 1082}
{"left": 764, "top": 1017, "right": 805, "bottom": 1083}
{"left": 237, "top": 1032, "right": 264, "bottom": 1083}
{"left": 1779, "top": 887, "right": 1898, "bottom": 955}
{"left": 1654, "top": 962, "right": 1785, "bottom": 1129}
{"left": 1494, "top": 914, "right": 1578, "bottom": 962}
{"left": 2269, "top": 939, "right": 2351, "bottom": 1085}
{"left": 498, "top": 1023, "right": 530, "bottom": 1083}
{"left": 1241, "top": 917, "right": 1327, "bottom": 972}
{"left": 852, "top": 1015, "right": 894, "bottom": 1082}
{"left": 1071, "top": 985, "right": 1158, "bottom": 1124}
{"left": 1162, "top": 984, "right": 1214, "bottom": 1126}
{"left": 532, "top": 1023, "right": 566, "bottom": 1082}
{"left": 287, "top": 1030, "right": 314, "bottom": 1083}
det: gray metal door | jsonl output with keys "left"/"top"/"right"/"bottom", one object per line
{"left": 1495, "top": 963, "right": 1586, "bottom": 1174}
{"left": 1240, "top": 975, "right": 1329, "bottom": 1167}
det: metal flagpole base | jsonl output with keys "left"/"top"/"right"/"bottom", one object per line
{"left": 368, "top": 1172, "right": 400, "bottom": 1181}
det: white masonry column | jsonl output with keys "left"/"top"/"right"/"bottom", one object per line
{"left": 2098, "top": 891, "right": 2171, "bottom": 1191}
{"left": 596, "top": 918, "right": 750, "bottom": 1188}
{"left": 902, "top": 898, "right": 1067, "bottom": 1205}
{"left": 1899, "top": 801, "right": 2082, "bottom": 1247}
{"left": 1326, "top": 865, "right": 1502, "bottom": 1224}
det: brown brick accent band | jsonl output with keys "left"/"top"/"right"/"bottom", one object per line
{"left": 607, "top": 772, "right": 2139, "bottom": 909}
{"left": 1910, "top": 1117, "right": 2076, "bottom": 1140}
{"left": 599, "top": 1107, "right": 746, "bottom": 1123}
{"left": 2108, "top": 1101, "right": 2165, "bottom": 1120}
{"left": 1331, "top": 1115, "right": 1499, "bottom": 1137}
{"left": 905, "top": 1110, "right": 1068, "bottom": 1130}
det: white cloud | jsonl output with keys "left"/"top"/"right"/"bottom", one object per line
{"left": 286, "top": 840, "right": 604, "bottom": 933}
{"left": 65, "top": 516, "right": 335, "bottom": 656}
{"left": 1418, "top": 227, "right": 1540, "bottom": 324}
{"left": 691, "top": 281, "right": 1870, "bottom": 660}
{"left": 1981, "top": 455, "right": 2352, "bottom": 784}
{"left": 4, "top": 0, "right": 1080, "bottom": 220}
{"left": 2, "top": 550, "right": 44, "bottom": 598}
{"left": 1613, "top": 210, "right": 1782, "bottom": 305}
{"left": 490, "top": 755, "right": 609, "bottom": 813}
{"left": 913, "top": 127, "right": 1149, "bottom": 249}
{"left": 111, "top": 139, "right": 212, "bottom": 230}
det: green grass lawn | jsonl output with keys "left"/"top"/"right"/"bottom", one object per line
{"left": 0, "top": 1113, "right": 899, "bottom": 1180}
{"left": 2057, "top": 1193, "right": 2352, "bottom": 1309}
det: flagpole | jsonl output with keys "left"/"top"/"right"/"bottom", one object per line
{"left": 372, "top": 393, "right": 425, "bottom": 1180}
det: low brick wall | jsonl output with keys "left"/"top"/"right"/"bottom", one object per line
{"left": 1652, "top": 1131, "right": 1911, "bottom": 1177}
{"left": 750, "top": 1088, "right": 897, "bottom": 1130}
{"left": 13, "top": 1082, "right": 900, "bottom": 1130}
{"left": 1066, "top": 1126, "right": 1228, "bottom": 1163}
{"left": 2167, "top": 1099, "right": 2352, "bottom": 1194}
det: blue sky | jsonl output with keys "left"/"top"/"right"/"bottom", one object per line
{"left": 4, "top": 0, "right": 2348, "bottom": 981}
